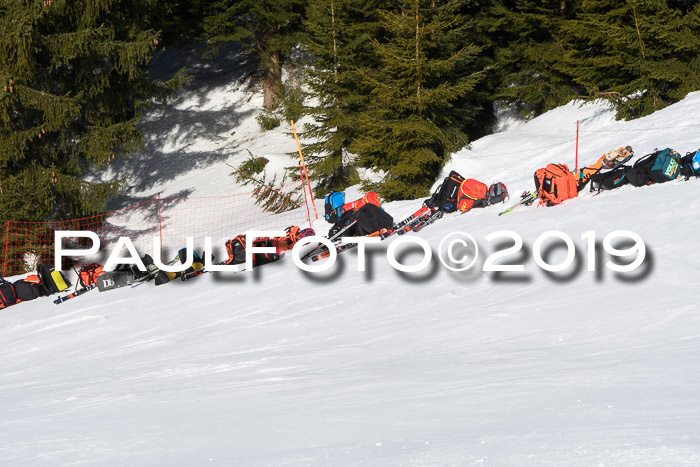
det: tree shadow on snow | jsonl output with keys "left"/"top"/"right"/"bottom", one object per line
{"left": 104, "top": 43, "right": 260, "bottom": 209}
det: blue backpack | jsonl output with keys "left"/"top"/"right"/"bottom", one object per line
{"left": 324, "top": 191, "right": 345, "bottom": 223}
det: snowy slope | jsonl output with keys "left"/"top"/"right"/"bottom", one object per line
{"left": 2, "top": 47, "right": 700, "bottom": 465}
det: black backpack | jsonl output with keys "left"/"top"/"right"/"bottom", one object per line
{"left": 12, "top": 279, "right": 42, "bottom": 302}
{"left": 224, "top": 235, "right": 279, "bottom": 267}
{"left": 590, "top": 165, "right": 630, "bottom": 193}
{"left": 331, "top": 203, "right": 394, "bottom": 237}
{"left": 625, "top": 148, "right": 681, "bottom": 187}
{"left": 0, "top": 279, "right": 17, "bottom": 309}
{"left": 425, "top": 170, "right": 465, "bottom": 213}
{"left": 36, "top": 264, "right": 69, "bottom": 296}
{"left": 678, "top": 150, "right": 700, "bottom": 179}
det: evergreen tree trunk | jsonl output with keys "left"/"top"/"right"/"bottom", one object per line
{"left": 263, "top": 49, "right": 282, "bottom": 110}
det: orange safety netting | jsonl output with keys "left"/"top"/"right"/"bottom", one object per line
{"left": 1, "top": 187, "right": 312, "bottom": 277}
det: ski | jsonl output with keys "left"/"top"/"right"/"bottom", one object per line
{"left": 300, "top": 220, "right": 358, "bottom": 261}
{"left": 410, "top": 208, "right": 443, "bottom": 233}
{"left": 54, "top": 284, "right": 96, "bottom": 304}
{"left": 498, "top": 191, "right": 538, "bottom": 216}
{"left": 393, "top": 206, "right": 430, "bottom": 232}
{"left": 311, "top": 228, "right": 393, "bottom": 262}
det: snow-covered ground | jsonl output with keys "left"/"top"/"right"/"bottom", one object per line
{"left": 1, "top": 46, "right": 700, "bottom": 465}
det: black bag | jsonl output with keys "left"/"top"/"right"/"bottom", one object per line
{"left": 224, "top": 235, "right": 279, "bottom": 267}
{"left": 425, "top": 170, "right": 465, "bottom": 213}
{"left": 12, "top": 279, "right": 41, "bottom": 302}
{"left": 678, "top": 150, "right": 700, "bottom": 179}
{"left": 338, "top": 203, "right": 394, "bottom": 237}
{"left": 120, "top": 254, "right": 157, "bottom": 280}
{"left": 0, "top": 279, "right": 17, "bottom": 309}
{"left": 225, "top": 235, "right": 247, "bottom": 265}
{"left": 590, "top": 165, "right": 630, "bottom": 193}
{"left": 251, "top": 238, "right": 280, "bottom": 267}
{"left": 36, "top": 264, "right": 70, "bottom": 296}
{"left": 97, "top": 271, "right": 135, "bottom": 291}
{"left": 625, "top": 148, "right": 680, "bottom": 187}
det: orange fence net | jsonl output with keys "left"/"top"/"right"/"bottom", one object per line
{"left": 1, "top": 189, "right": 311, "bottom": 277}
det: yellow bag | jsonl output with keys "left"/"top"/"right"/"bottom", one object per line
{"left": 51, "top": 270, "right": 69, "bottom": 292}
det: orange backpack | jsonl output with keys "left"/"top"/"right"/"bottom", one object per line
{"left": 457, "top": 179, "right": 488, "bottom": 212}
{"left": 534, "top": 164, "right": 578, "bottom": 206}
{"left": 77, "top": 263, "right": 104, "bottom": 287}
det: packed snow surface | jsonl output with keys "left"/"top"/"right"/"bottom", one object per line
{"left": 1, "top": 47, "right": 699, "bottom": 465}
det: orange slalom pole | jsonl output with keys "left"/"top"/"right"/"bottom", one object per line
{"left": 299, "top": 163, "right": 312, "bottom": 226}
{"left": 291, "top": 120, "right": 318, "bottom": 220}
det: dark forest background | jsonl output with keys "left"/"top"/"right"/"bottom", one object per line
{"left": 2, "top": 0, "right": 699, "bottom": 224}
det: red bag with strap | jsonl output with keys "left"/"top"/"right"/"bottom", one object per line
{"left": 342, "top": 191, "right": 380, "bottom": 213}
{"left": 457, "top": 179, "right": 488, "bottom": 212}
{"left": 534, "top": 163, "right": 577, "bottom": 206}
{"left": 77, "top": 263, "right": 104, "bottom": 287}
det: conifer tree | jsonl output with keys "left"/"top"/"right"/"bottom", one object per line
{"left": 560, "top": 0, "right": 700, "bottom": 118}
{"left": 203, "top": 0, "right": 307, "bottom": 110}
{"left": 350, "top": 0, "right": 483, "bottom": 200}
{"left": 487, "top": 0, "right": 584, "bottom": 116}
{"left": 0, "top": 0, "right": 186, "bottom": 225}
{"left": 300, "top": 0, "right": 389, "bottom": 196}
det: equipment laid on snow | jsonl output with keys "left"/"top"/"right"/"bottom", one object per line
{"left": 54, "top": 284, "right": 96, "bottom": 304}
{"left": 97, "top": 271, "right": 135, "bottom": 291}
{"left": 342, "top": 191, "right": 381, "bottom": 213}
{"left": 300, "top": 220, "right": 358, "bottom": 261}
{"left": 324, "top": 191, "right": 345, "bottom": 223}
{"left": 0, "top": 279, "right": 17, "bottom": 309}
{"left": 487, "top": 182, "right": 509, "bottom": 204}
{"left": 309, "top": 205, "right": 438, "bottom": 262}
{"left": 499, "top": 191, "right": 538, "bottom": 216}
{"left": 625, "top": 148, "right": 681, "bottom": 186}
{"left": 329, "top": 203, "right": 394, "bottom": 238}
{"left": 325, "top": 191, "right": 382, "bottom": 224}
{"left": 535, "top": 163, "right": 578, "bottom": 206}
{"left": 603, "top": 146, "right": 634, "bottom": 169}
{"left": 575, "top": 147, "right": 632, "bottom": 192}
{"left": 590, "top": 164, "right": 630, "bottom": 193}
{"left": 155, "top": 249, "right": 205, "bottom": 285}
{"left": 52, "top": 263, "right": 104, "bottom": 304}
{"left": 425, "top": 170, "right": 465, "bottom": 213}
{"left": 12, "top": 276, "right": 42, "bottom": 302}
{"left": 37, "top": 264, "right": 69, "bottom": 295}
{"left": 77, "top": 263, "right": 105, "bottom": 288}
{"left": 457, "top": 179, "right": 488, "bottom": 212}
{"left": 679, "top": 149, "right": 700, "bottom": 179}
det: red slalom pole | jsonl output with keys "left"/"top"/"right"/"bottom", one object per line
{"left": 575, "top": 120, "right": 580, "bottom": 172}
{"left": 299, "top": 163, "right": 312, "bottom": 227}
